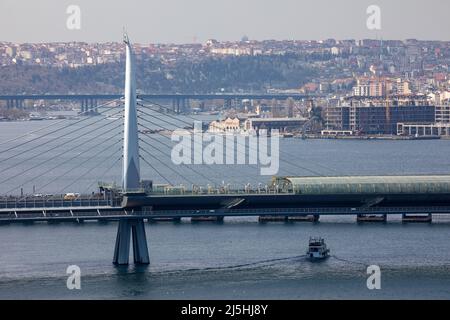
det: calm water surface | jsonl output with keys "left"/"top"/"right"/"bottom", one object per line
{"left": 1, "top": 117, "right": 450, "bottom": 299}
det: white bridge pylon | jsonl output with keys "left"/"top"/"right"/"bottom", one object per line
{"left": 114, "top": 33, "right": 149, "bottom": 265}
{"left": 122, "top": 33, "right": 141, "bottom": 192}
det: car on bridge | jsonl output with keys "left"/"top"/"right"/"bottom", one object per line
{"left": 63, "top": 193, "right": 80, "bottom": 200}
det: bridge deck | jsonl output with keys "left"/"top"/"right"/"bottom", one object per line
{"left": 1, "top": 205, "right": 449, "bottom": 223}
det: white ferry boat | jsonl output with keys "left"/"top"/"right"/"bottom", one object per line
{"left": 306, "top": 237, "right": 330, "bottom": 260}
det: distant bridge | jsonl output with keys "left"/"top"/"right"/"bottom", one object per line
{"left": 0, "top": 93, "right": 317, "bottom": 113}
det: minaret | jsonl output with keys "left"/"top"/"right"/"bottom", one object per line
{"left": 122, "top": 33, "right": 141, "bottom": 192}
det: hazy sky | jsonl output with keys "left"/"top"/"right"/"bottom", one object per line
{"left": 0, "top": 0, "right": 449, "bottom": 43}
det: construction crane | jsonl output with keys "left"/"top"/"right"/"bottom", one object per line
{"left": 385, "top": 81, "right": 391, "bottom": 134}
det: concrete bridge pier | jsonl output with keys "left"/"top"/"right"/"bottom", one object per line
{"left": 14, "top": 99, "right": 24, "bottom": 109}
{"left": 89, "top": 98, "right": 98, "bottom": 113}
{"left": 180, "top": 98, "right": 189, "bottom": 113}
{"left": 6, "top": 99, "right": 23, "bottom": 109}
{"left": 80, "top": 98, "right": 96, "bottom": 114}
{"left": 176, "top": 98, "right": 180, "bottom": 114}
{"left": 81, "top": 99, "right": 91, "bottom": 114}
{"left": 171, "top": 99, "right": 176, "bottom": 113}
{"left": 94, "top": 99, "right": 98, "bottom": 113}
{"left": 113, "top": 218, "right": 150, "bottom": 265}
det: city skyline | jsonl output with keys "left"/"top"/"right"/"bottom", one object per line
{"left": 0, "top": 0, "right": 449, "bottom": 43}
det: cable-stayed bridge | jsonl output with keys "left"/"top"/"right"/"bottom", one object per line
{"left": 2, "top": 35, "right": 450, "bottom": 265}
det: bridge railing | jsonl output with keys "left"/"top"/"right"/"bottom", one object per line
{"left": 147, "top": 185, "right": 294, "bottom": 196}
{"left": 0, "top": 196, "right": 122, "bottom": 209}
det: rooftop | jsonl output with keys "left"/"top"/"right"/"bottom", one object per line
{"left": 273, "top": 175, "right": 450, "bottom": 195}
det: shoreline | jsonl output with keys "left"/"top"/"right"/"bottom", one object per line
{"left": 301, "top": 134, "right": 448, "bottom": 141}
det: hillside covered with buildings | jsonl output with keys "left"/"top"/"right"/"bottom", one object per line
{"left": 0, "top": 38, "right": 448, "bottom": 95}
{"left": 1, "top": 38, "right": 450, "bottom": 137}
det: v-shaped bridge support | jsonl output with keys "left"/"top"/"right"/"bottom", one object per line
{"left": 113, "top": 218, "right": 150, "bottom": 265}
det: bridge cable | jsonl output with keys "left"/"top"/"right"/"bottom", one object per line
{"left": 137, "top": 110, "right": 300, "bottom": 179}
{"left": 137, "top": 104, "right": 189, "bottom": 129}
{"left": 137, "top": 107, "right": 260, "bottom": 173}
{"left": 4, "top": 124, "right": 123, "bottom": 195}
{"left": 0, "top": 106, "right": 123, "bottom": 165}
{"left": 40, "top": 138, "right": 123, "bottom": 195}
{"left": 82, "top": 156, "right": 123, "bottom": 195}
{"left": 57, "top": 141, "right": 123, "bottom": 194}
{"left": 0, "top": 109, "right": 124, "bottom": 174}
{"left": 138, "top": 101, "right": 322, "bottom": 176}
{"left": 139, "top": 147, "right": 195, "bottom": 186}
{"left": 141, "top": 101, "right": 325, "bottom": 176}
{"left": 4, "top": 122, "right": 123, "bottom": 196}
{"left": 137, "top": 114, "right": 209, "bottom": 163}
{"left": 136, "top": 109, "right": 263, "bottom": 176}
{"left": 0, "top": 98, "right": 123, "bottom": 147}
{"left": 138, "top": 136, "right": 216, "bottom": 185}
{"left": 138, "top": 100, "right": 324, "bottom": 176}
{"left": 0, "top": 99, "right": 123, "bottom": 156}
{"left": 275, "top": 140, "right": 341, "bottom": 176}
{"left": 137, "top": 119, "right": 231, "bottom": 184}
{"left": 139, "top": 156, "right": 172, "bottom": 185}
{"left": 139, "top": 146, "right": 194, "bottom": 186}
{"left": 137, "top": 102, "right": 308, "bottom": 174}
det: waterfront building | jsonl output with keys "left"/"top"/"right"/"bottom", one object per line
{"left": 350, "top": 104, "right": 435, "bottom": 134}
{"left": 324, "top": 106, "right": 350, "bottom": 131}
{"left": 244, "top": 117, "right": 307, "bottom": 133}
{"left": 435, "top": 105, "right": 450, "bottom": 123}
{"left": 397, "top": 122, "right": 450, "bottom": 137}
{"left": 208, "top": 117, "right": 241, "bottom": 133}
{"left": 323, "top": 97, "right": 435, "bottom": 134}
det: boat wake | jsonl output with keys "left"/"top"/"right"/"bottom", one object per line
{"left": 330, "top": 255, "right": 369, "bottom": 267}
{"left": 160, "top": 255, "right": 307, "bottom": 275}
